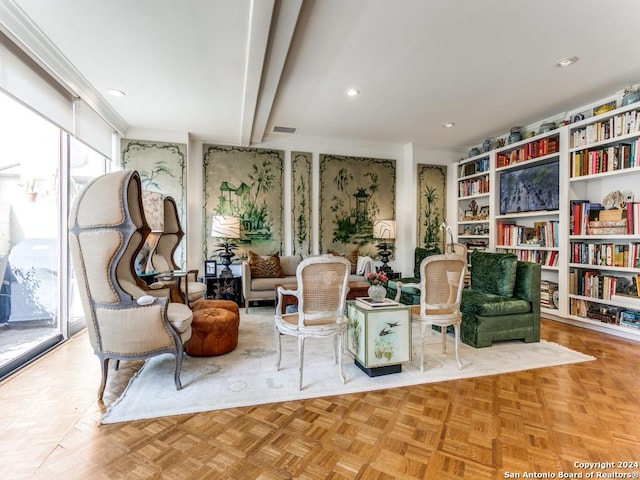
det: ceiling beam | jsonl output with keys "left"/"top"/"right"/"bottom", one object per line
{"left": 239, "top": 0, "right": 274, "bottom": 146}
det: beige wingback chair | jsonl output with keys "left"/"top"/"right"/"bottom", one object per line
{"left": 150, "top": 196, "right": 206, "bottom": 306}
{"left": 68, "top": 170, "right": 193, "bottom": 400}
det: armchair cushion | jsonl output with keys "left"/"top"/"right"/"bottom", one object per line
{"left": 280, "top": 254, "right": 303, "bottom": 276}
{"left": 460, "top": 289, "right": 531, "bottom": 316}
{"left": 248, "top": 251, "right": 284, "bottom": 278}
{"left": 470, "top": 250, "right": 518, "bottom": 297}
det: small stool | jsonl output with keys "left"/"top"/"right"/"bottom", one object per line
{"left": 185, "top": 307, "right": 240, "bottom": 357}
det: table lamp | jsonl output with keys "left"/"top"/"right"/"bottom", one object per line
{"left": 373, "top": 219, "right": 396, "bottom": 273}
{"left": 211, "top": 216, "right": 240, "bottom": 277}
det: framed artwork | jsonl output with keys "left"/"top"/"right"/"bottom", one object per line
{"left": 291, "top": 151, "right": 312, "bottom": 256}
{"left": 204, "top": 260, "right": 217, "bottom": 277}
{"left": 417, "top": 164, "right": 447, "bottom": 251}
{"left": 478, "top": 206, "right": 489, "bottom": 219}
{"left": 121, "top": 139, "right": 187, "bottom": 267}
{"left": 202, "top": 145, "right": 284, "bottom": 259}
{"left": 319, "top": 154, "right": 396, "bottom": 257}
{"left": 464, "top": 210, "right": 474, "bottom": 220}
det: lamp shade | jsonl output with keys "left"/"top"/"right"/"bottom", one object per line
{"left": 373, "top": 219, "right": 396, "bottom": 240}
{"left": 211, "top": 216, "right": 240, "bottom": 239}
{"left": 142, "top": 191, "right": 164, "bottom": 232}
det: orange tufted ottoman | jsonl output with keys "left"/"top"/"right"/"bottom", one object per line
{"left": 185, "top": 306, "right": 240, "bottom": 357}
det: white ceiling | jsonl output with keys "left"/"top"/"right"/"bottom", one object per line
{"left": 3, "top": 0, "right": 640, "bottom": 151}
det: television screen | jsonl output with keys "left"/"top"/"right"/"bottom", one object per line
{"left": 499, "top": 160, "right": 560, "bottom": 215}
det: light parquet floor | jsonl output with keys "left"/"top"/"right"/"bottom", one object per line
{"left": 0, "top": 318, "right": 639, "bottom": 479}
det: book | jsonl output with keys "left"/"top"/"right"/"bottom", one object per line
{"left": 355, "top": 297, "right": 400, "bottom": 309}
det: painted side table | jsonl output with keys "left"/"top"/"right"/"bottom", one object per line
{"left": 346, "top": 300, "right": 411, "bottom": 376}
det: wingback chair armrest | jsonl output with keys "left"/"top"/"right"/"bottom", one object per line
{"left": 394, "top": 281, "right": 420, "bottom": 302}
{"left": 96, "top": 298, "right": 178, "bottom": 353}
{"left": 181, "top": 269, "right": 200, "bottom": 302}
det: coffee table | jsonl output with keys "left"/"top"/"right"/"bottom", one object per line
{"left": 275, "top": 281, "right": 370, "bottom": 314}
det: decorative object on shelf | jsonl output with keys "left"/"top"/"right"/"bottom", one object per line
{"left": 571, "top": 113, "right": 585, "bottom": 123}
{"left": 496, "top": 138, "right": 506, "bottom": 148}
{"left": 468, "top": 147, "right": 481, "bottom": 158}
{"left": 211, "top": 216, "right": 241, "bottom": 278}
{"left": 593, "top": 100, "right": 616, "bottom": 116}
{"left": 365, "top": 271, "right": 388, "bottom": 302}
{"left": 602, "top": 190, "right": 625, "bottom": 210}
{"left": 373, "top": 219, "right": 396, "bottom": 273}
{"left": 468, "top": 199, "right": 478, "bottom": 218}
{"left": 538, "top": 122, "right": 556, "bottom": 134}
{"left": 621, "top": 85, "right": 640, "bottom": 106}
{"left": 478, "top": 206, "right": 489, "bottom": 219}
{"left": 508, "top": 127, "right": 522, "bottom": 144}
{"left": 482, "top": 139, "right": 493, "bottom": 152}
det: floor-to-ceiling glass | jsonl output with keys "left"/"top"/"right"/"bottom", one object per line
{"left": 0, "top": 90, "right": 108, "bottom": 378}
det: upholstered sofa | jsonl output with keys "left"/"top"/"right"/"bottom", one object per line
{"left": 242, "top": 252, "right": 374, "bottom": 312}
{"left": 460, "top": 250, "right": 541, "bottom": 348}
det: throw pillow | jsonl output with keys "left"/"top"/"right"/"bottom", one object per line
{"left": 327, "top": 248, "right": 358, "bottom": 274}
{"left": 248, "top": 251, "right": 284, "bottom": 278}
{"left": 470, "top": 250, "right": 518, "bottom": 297}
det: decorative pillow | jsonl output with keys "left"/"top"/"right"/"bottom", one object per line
{"left": 248, "top": 251, "right": 284, "bottom": 278}
{"left": 327, "top": 248, "right": 358, "bottom": 274}
{"left": 470, "top": 250, "right": 518, "bottom": 297}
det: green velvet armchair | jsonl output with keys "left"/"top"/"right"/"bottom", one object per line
{"left": 460, "top": 250, "right": 541, "bottom": 348}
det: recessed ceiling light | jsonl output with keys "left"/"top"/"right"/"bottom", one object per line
{"left": 107, "top": 88, "right": 126, "bottom": 97}
{"left": 555, "top": 56, "right": 578, "bottom": 68}
{"left": 442, "top": 122, "right": 455, "bottom": 128}
{"left": 346, "top": 88, "right": 360, "bottom": 97}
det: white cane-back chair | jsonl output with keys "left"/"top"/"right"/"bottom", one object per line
{"left": 274, "top": 255, "right": 351, "bottom": 389}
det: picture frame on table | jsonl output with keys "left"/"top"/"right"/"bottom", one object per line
{"left": 205, "top": 260, "right": 217, "bottom": 277}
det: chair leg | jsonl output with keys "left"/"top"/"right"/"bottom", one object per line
{"left": 274, "top": 324, "right": 282, "bottom": 370}
{"left": 441, "top": 327, "right": 447, "bottom": 353}
{"left": 298, "top": 336, "right": 305, "bottom": 390}
{"left": 420, "top": 323, "right": 427, "bottom": 372}
{"left": 97, "top": 357, "right": 109, "bottom": 400}
{"left": 453, "top": 323, "right": 462, "bottom": 370}
{"left": 174, "top": 347, "right": 184, "bottom": 391}
{"left": 337, "top": 333, "right": 345, "bottom": 384}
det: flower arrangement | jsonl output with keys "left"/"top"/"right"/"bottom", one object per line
{"left": 366, "top": 271, "right": 388, "bottom": 286}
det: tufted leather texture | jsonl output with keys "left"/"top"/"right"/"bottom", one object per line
{"left": 185, "top": 307, "right": 240, "bottom": 357}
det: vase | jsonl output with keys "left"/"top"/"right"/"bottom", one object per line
{"left": 621, "top": 91, "right": 640, "bottom": 106}
{"left": 482, "top": 138, "right": 492, "bottom": 152}
{"left": 508, "top": 127, "right": 522, "bottom": 144}
{"left": 367, "top": 284, "right": 386, "bottom": 302}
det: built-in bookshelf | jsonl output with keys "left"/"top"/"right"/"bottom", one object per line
{"left": 567, "top": 102, "right": 640, "bottom": 339}
{"left": 456, "top": 153, "right": 491, "bottom": 269}
{"left": 493, "top": 131, "right": 563, "bottom": 315}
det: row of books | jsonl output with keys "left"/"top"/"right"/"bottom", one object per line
{"left": 569, "top": 270, "right": 621, "bottom": 300}
{"left": 458, "top": 175, "right": 489, "bottom": 197}
{"left": 496, "top": 137, "right": 559, "bottom": 168}
{"left": 570, "top": 200, "right": 640, "bottom": 236}
{"left": 571, "top": 108, "right": 640, "bottom": 148}
{"left": 570, "top": 241, "right": 640, "bottom": 268}
{"left": 496, "top": 220, "right": 559, "bottom": 248}
{"left": 569, "top": 298, "right": 640, "bottom": 329}
{"left": 540, "top": 280, "right": 558, "bottom": 309}
{"left": 458, "top": 158, "right": 489, "bottom": 177}
{"left": 570, "top": 142, "right": 638, "bottom": 177}
{"left": 500, "top": 248, "right": 558, "bottom": 267}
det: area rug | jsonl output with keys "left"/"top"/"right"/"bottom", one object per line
{"left": 102, "top": 307, "right": 595, "bottom": 424}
